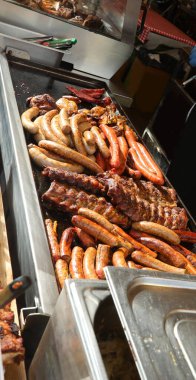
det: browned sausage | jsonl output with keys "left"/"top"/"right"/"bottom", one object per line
{"left": 75, "top": 227, "right": 96, "bottom": 248}
{"left": 38, "top": 140, "right": 103, "bottom": 174}
{"left": 40, "top": 109, "right": 62, "bottom": 143}
{"left": 59, "top": 227, "right": 76, "bottom": 263}
{"left": 82, "top": 137, "right": 96, "bottom": 155}
{"left": 83, "top": 247, "right": 99, "bottom": 279}
{"left": 33, "top": 115, "right": 45, "bottom": 142}
{"left": 72, "top": 215, "right": 119, "bottom": 247}
{"left": 132, "top": 221, "right": 180, "bottom": 245}
{"left": 127, "top": 261, "right": 142, "bottom": 269}
{"left": 55, "top": 259, "right": 69, "bottom": 289}
{"left": 51, "top": 114, "right": 70, "bottom": 145}
{"left": 174, "top": 230, "right": 196, "bottom": 243}
{"left": 70, "top": 113, "right": 87, "bottom": 155}
{"left": 45, "top": 219, "right": 60, "bottom": 262}
{"left": 171, "top": 245, "right": 196, "bottom": 268}
{"left": 69, "top": 246, "right": 85, "bottom": 279}
{"left": 131, "top": 251, "right": 186, "bottom": 274}
{"left": 96, "top": 244, "right": 111, "bottom": 279}
{"left": 113, "top": 225, "right": 157, "bottom": 258}
{"left": 83, "top": 130, "right": 95, "bottom": 145}
{"left": 112, "top": 247, "right": 129, "bottom": 267}
{"left": 138, "top": 236, "right": 196, "bottom": 274}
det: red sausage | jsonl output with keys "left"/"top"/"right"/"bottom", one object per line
{"left": 130, "top": 146, "right": 164, "bottom": 185}
{"left": 95, "top": 151, "right": 106, "bottom": 171}
{"left": 124, "top": 127, "right": 137, "bottom": 147}
{"left": 136, "top": 143, "right": 164, "bottom": 184}
{"left": 83, "top": 247, "right": 99, "bottom": 279}
{"left": 45, "top": 219, "right": 60, "bottom": 262}
{"left": 99, "top": 124, "right": 120, "bottom": 168}
{"left": 59, "top": 227, "right": 76, "bottom": 263}
{"left": 174, "top": 230, "right": 196, "bottom": 243}
{"left": 95, "top": 244, "right": 111, "bottom": 279}
{"left": 55, "top": 259, "right": 69, "bottom": 289}
{"left": 131, "top": 251, "right": 185, "bottom": 274}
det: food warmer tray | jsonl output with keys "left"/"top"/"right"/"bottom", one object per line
{"left": 29, "top": 270, "right": 196, "bottom": 380}
{"left": 0, "top": 52, "right": 195, "bottom": 318}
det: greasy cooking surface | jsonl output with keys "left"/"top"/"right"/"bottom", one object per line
{"left": 94, "top": 295, "right": 140, "bottom": 380}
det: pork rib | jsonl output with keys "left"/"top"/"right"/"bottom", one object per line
{"left": 42, "top": 167, "right": 105, "bottom": 195}
{"left": 97, "top": 173, "right": 188, "bottom": 230}
{"left": 42, "top": 181, "right": 130, "bottom": 227}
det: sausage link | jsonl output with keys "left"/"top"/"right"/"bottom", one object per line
{"left": 130, "top": 146, "right": 164, "bottom": 185}
{"left": 21, "top": 106, "right": 40, "bottom": 134}
{"left": 171, "top": 245, "right": 196, "bottom": 268}
{"left": 127, "top": 261, "right": 142, "bottom": 269}
{"left": 69, "top": 246, "right": 85, "bottom": 279}
{"left": 70, "top": 113, "right": 87, "bottom": 155}
{"left": 125, "top": 165, "right": 142, "bottom": 179}
{"left": 55, "top": 259, "right": 69, "bottom": 289}
{"left": 72, "top": 215, "right": 119, "bottom": 247}
{"left": 33, "top": 115, "right": 45, "bottom": 142}
{"left": 83, "top": 130, "right": 95, "bottom": 145}
{"left": 28, "top": 144, "right": 84, "bottom": 172}
{"left": 41, "top": 109, "right": 63, "bottom": 143}
{"left": 75, "top": 227, "right": 96, "bottom": 248}
{"left": 91, "top": 126, "right": 110, "bottom": 158}
{"left": 131, "top": 251, "right": 186, "bottom": 274}
{"left": 96, "top": 244, "right": 111, "bottom": 279}
{"left": 124, "top": 126, "right": 137, "bottom": 147}
{"left": 83, "top": 247, "right": 99, "bottom": 279}
{"left": 82, "top": 137, "right": 96, "bottom": 155}
{"left": 59, "top": 108, "right": 71, "bottom": 134}
{"left": 38, "top": 140, "right": 103, "bottom": 174}
{"left": 132, "top": 221, "right": 180, "bottom": 245}
{"left": 95, "top": 151, "right": 106, "bottom": 171}
{"left": 138, "top": 236, "right": 196, "bottom": 274}
{"left": 59, "top": 227, "right": 76, "bottom": 263}
{"left": 174, "top": 230, "right": 196, "bottom": 243}
{"left": 51, "top": 114, "right": 70, "bottom": 145}
{"left": 112, "top": 247, "right": 129, "bottom": 267}
{"left": 136, "top": 143, "right": 164, "bottom": 184}
{"left": 45, "top": 219, "right": 60, "bottom": 262}
{"left": 99, "top": 124, "right": 120, "bottom": 168}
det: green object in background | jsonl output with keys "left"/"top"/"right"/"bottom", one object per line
{"left": 48, "top": 38, "right": 77, "bottom": 46}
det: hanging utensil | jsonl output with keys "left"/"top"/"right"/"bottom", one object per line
{"left": 0, "top": 275, "right": 32, "bottom": 309}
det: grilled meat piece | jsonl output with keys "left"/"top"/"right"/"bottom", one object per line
{"left": 97, "top": 172, "right": 188, "bottom": 230}
{"left": 42, "top": 181, "right": 130, "bottom": 227}
{"left": 42, "top": 167, "right": 105, "bottom": 195}
{"left": 26, "top": 94, "right": 57, "bottom": 114}
{"left": 0, "top": 308, "right": 14, "bottom": 323}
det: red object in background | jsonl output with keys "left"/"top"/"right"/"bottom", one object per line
{"left": 137, "top": 9, "right": 196, "bottom": 46}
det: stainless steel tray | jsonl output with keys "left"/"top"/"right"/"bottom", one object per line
{"left": 105, "top": 267, "right": 196, "bottom": 380}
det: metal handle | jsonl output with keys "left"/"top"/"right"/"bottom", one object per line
{"left": 0, "top": 275, "right": 32, "bottom": 308}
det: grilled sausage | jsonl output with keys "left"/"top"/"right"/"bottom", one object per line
{"left": 83, "top": 130, "right": 95, "bottom": 146}
{"left": 38, "top": 140, "right": 103, "bottom": 173}
{"left": 112, "top": 247, "right": 129, "bottom": 267}
{"left": 82, "top": 137, "right": 96, "bottom": 155}
{"left": 75, "top": 227, "right": 96, "bottom": 248}
{"left": 72, "top": 215, "right": 119, "bottom": 247}
{"left": 91, "top": 126, "right": 110, "bottom": 158}
{"left": 41, "top": 109, "right": 63, "bottom": 143}
{"left": 96, "top": 244, "right": 111, "bottom": 279}
{"left": 131, "top": 251, "right": 186, "bottom": 274}
{"left": 28, "top": 144, "right": 84, "bottom": 172}
{"left": 132, "top": 221, "right": 180, "bottom": 245}
{"left": 33, "top": 115, "right": 45, "bottom": 143}
{"left": 70, "top": 113, "right": 88, "bottom": 155}
{"left": 69, "top": 246, "right": 85, "bottom": 279}
{"left": 83, "top": 247, "right": 99, "bottom": 279}
{"left": 55, "top": 259, "right": 69, "bottom": 289}
{"left": 59, "top": 108, "right": 71, "bottom": 135}
{"left": 59, "top": 227, "right": 76, "bottom": 263}
{"left": 56, "top": 98, "right": 78, "bottom": 115}
{"left": 21, "top": 106, "right": 39, "bottom": 134}
{"left": 45, "top": 219, "right": 60, "bottom": 262}
{"left": 99, "top": 124, "right": 120, "bottom": 168}
{"left": 127, "top": 261, "right": 142, "bottom": 269}
{"left": 174, "top": 230, "right": 196, "bottom": 244}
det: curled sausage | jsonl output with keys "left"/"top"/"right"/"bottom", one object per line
{"left": 132, "top": 221, "right": 180, "bottom": 245}
{"left": 38, "top": 146, "right": 71, "bottom": 163}
{"left": 137, "top": 143, "right": 164, "bottom": 184}
{"left": 83, "top": 247, "right": 99, "bottom": 279}
{"left": 33, "top": 115, "right": 45, "bottom": 143}
{"left": 112, "top": 247, "right": 129, "bottom": 267}
{"left": 99, "top": 124, "right": 120, "bottom": 168}
{"left": 69, "top": 246, "right": 85, "bottom": 279}
{"left": 59, "top": 108, "right": 71, "bottom": 135}
{"left": 56, "top": 98, "right": 78, "bottom": 115}
{"left": 45, "top": 219, "right": 60, "bottom": 262}
{"left": 28, "top": 144, "right": 84, "bottom": 172}
{"left": 131, "top": 251, "right": 186, "bottom": 274}
{"left": 91, "top": 126, "right": 110, "bottom": 158}
{"left": 55, "top": 259, "right": 69, "bottom": 289}
{"left": 83, "top": 130, "right": 95, "bottom": 145}
{"left": 96, "top": 244, "right": 111, "bottom": 279}
{"left": 51, "top": 114, "right": 70, "bottom": 145}
{"left": 40, "top": 109, "right": 63, "bottom": 144}
{"left": 124, "top": 126, "right": 137, "bottom": 147}
{"left": 174, "top": 230, "right": 196, "bottom": 244}
{"left": 72, "top": 215, "right": 119, "bottom": 247}
{"left": 82, "top": 137, "right": 96, "bottom": 155}
{"left": 70, "top": 113, "right": 87, "bottom": 155}
{"left": 21, "top": 106, "right": 40, "bottom": 134}
{"left": 59, "top": 227, "right": 76, "bottom": 263}
{"left": 95, "top": 151, "right": 106, "bottom": 171}
{"left": 75, "top": 227, "right": 96, "bottom": 248}
{"left": 38, "top": 140, "right": 103, "bottom": 173}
